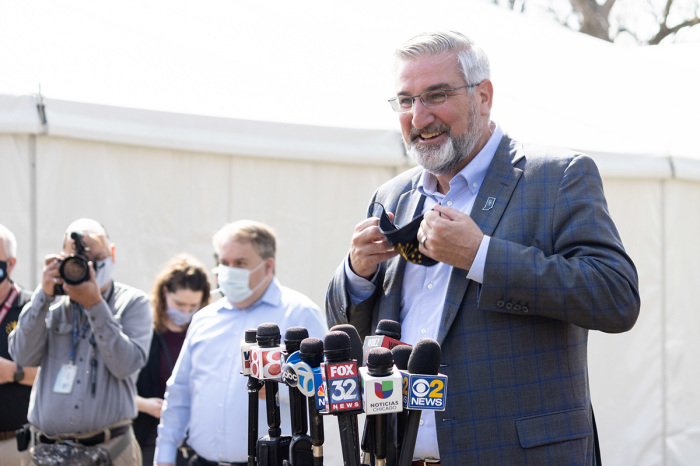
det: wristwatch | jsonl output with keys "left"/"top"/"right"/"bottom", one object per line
{"left": 13, "top": 364, "right": 24, "bottom": 383}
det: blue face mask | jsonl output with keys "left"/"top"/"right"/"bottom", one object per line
{"left": 0, "top": 260, "right": 7, "bottom": 284}
{"left": 166, "top": 306, "right": 194, "bottom": 327}
{"left": 216, "top": 261, "right": 267, "bottom": 304}
{"left": 93, "top": 257, "right": 114, "bottom": 289}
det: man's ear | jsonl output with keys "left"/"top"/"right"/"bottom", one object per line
{"left": 265, "top": 257, "right": 275, "bottom": 276}
{"left": 6, "top": 257, "right": 17, "bottom": 276}
{"left": 477, "top": 79, "right": 494, "bottom": 115}
{"left": 109, "top": 244, "right": 116, "bottom": 263}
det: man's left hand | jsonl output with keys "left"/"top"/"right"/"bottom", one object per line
{"left": 63, "top": 262, "right": 103, "bottom": 309}
{"left": 418, "top": 204, "right": 484, "bottom": 270}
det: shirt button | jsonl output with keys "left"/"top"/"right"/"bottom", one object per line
{"left": 473, "top": 182, "right": 478, "bottom": 189}
{"left": 217, "top": 429, "right": 222, "bottom": 433}
{"left": 420, "top": 328, "right": 427, "bottom": 334}
{"left": 419, "top": 420, "right": 425, "bottom": 426}
{"left": 218, "top": 403, "right": 223, "bottom": 408}
{"left": 446, "top": 200, "right": 453, "bottom": 206}
{"left": 427, "top": 283, "right": 433, "bottom": 290}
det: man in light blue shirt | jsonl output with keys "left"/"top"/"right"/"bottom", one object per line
{"left": 156, "top": 220, "right": 327, "bottom": 466}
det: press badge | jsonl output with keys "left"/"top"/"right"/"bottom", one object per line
{"left": 54, "top": 363, "right": 78, "bottom": 394}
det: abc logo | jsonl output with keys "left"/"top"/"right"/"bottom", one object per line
{"left": 411, "top": 379, "right": 431, "bottom": 397}
{"left": 296, "top": 363, "right": 315, "bottom": 396}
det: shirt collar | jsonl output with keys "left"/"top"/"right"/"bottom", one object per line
{"left": 418, "top": 121, "right": 503, "bottom": 198}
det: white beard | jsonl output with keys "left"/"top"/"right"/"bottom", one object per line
{"left": 405, "top": 100, "right": 481, "bottom": 176}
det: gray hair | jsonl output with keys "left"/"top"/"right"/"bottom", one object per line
{"left": 395, "top": 31, "right": 491, "bottom": 95}
{"left": 0, "top": 224, "right": 17, "bottom": 258}
{"left": 213, "top": 220, "right": 277, "bottom": 261}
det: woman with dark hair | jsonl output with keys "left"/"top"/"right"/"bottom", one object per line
{"left": 134, "top": 254, "right": 210, "bottom": 466}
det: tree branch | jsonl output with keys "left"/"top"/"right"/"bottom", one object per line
{"left": 649, "top": 14, "right": 700, "bottom": 45}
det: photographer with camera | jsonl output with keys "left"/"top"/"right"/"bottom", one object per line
{"left": 8, "top": 218, "right": 153, "bottom": 466}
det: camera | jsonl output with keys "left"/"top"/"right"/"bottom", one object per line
{"left": 54, "top": 232, "right": 92, "bottom": 295}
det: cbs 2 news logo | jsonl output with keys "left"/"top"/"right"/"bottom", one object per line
{"left": 403, "top": 374, "right": 447, "bottom": 410}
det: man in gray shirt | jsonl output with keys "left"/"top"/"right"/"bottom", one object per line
{"left": 9, "top": 218, "right": 152, "bottom": 465}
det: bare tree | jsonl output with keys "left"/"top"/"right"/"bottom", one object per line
{"left": 491, "top": 0, "right": 700, "bottom": 44}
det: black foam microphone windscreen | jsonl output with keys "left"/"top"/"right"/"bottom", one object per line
{"left": 330, "top": 324, "right": 364, "bottom": 366}
{"left": 406, "top": 339, "right": 441, "bottom": 376}
{"left": 375, "top": 319, "right": 401, "bottom": 340}
{"left": 391, "top": 345, "right": 412, "bottom": 371}
{"left": 285, "top": 326, "right": 309, "bottom": 354}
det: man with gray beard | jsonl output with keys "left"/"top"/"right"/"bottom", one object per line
{"left": 326, "top": 31, "right": 639, "bottom": 466}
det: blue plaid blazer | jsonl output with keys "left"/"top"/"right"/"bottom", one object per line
{"left": 326, "top": 135, "right": 640, "bottom": 466}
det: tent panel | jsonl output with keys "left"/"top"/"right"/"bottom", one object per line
{"left": 43, "top": 98, "right": 407, "bottom": 167}
{"left": 225, "top": 154, "right": 398, "bottom": 307}
{"left": 34, "top": 135, "right": 230, "bottom": 294}
{"left": 664, "top": 180, "right": 700, "bottom": 465}
{"left": 0, "top": 134, "right": 33, "bottom": 288}
{"left": 589, "top": 178, "right": 664, "bottom": 465}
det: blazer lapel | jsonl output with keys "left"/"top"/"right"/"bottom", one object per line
{"left": 437, "top": 135, "right": 525, "bottom": 345}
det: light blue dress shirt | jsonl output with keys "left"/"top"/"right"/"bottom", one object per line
{"left": 155, "top": 278, "right": 327, "bottom": 464}
{"left": 345, "top": 122, "right": 504, "bottom": 459}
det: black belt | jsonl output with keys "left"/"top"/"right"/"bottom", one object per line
{"left": 38, "top": 424, "right": 130, "bottom": 447}
{"left": 194, "top": 453, "right": 247, "bottom": 466}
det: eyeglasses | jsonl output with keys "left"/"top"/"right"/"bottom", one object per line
{"left": 388, "top": 82, "right": 482, "bottom": 113}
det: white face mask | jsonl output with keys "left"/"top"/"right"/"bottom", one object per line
{"left": 166, "top": 306, "right": 194, "bottom": 327}
{"left": 94, "top": 257, "right": 114, "bottom": 289}
{"left": 217, "top": 261, "right": 267, "bottom": 304}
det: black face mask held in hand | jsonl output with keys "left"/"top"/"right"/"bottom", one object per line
{"left": 373, "top": 202, "right": 437, "bottom": 267}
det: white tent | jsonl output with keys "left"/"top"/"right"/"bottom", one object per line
{"left": 2, "top": 1, "right": 700, "bottom": 464}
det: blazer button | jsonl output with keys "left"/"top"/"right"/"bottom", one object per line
{"left": 505, "top": 302, "right": 513, "bottom": 310}
{"left": 513, "top": 304, "right": 522, "bottom": 311}
{"left": 496, "top": 300, "right": 504, "bottom": 308}
{"left": 522, "top": 306, "right": 529, "bottom": 313}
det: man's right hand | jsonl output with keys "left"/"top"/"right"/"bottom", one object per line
{"left": 41, "top": 255, "right": 62, "bottom": 297}
{"left": 349, "top": 214, "right": 399, "bottom": 279}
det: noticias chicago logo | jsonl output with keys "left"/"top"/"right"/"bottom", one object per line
{"left": 374, "top": 381, "right": 394, "bottom": 399}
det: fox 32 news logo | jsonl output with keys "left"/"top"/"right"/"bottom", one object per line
{"left": 326, "top": 363, "right": 361, "bottom": 412}
{"left": 405, "top": 374, "right": 447, "bottom": 410}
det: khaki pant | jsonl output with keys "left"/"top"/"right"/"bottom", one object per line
{"left": 0, "top": 436, "right": 31, "bottom": 466}
{"left": 20, "top": 423, "right": 141, "bottom": 466}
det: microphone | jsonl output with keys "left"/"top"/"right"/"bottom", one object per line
{"left": 299, "top": 337, "right": 325, "bottom": 466}
{"left": 253, "top": 323, "right": 291, "bottom": 466}
{"left": 321, "top": 331, "right": 362, "bottom": 466}
{"left": 328, "top": 324, "right": 365, "bottom": 466}
{"left": 360, "top": 348, "right": 403, "bottom": 466}
{"left": 329, "top": 324, "right": 364, "bottom": 367}
{"left": 361, "top": 320, "right": 408, "bottom": 365}
{"left": 391, "top": 345, "right": 413, "bottom": 456}
{"left": 396, "top": 339, "right": 447, "bottom": 466}
{"left": 283, "top": 327, "right": 312, "bottom": 466}
{"left": 359, "top": 320, "right": 408, "bottom": 465}
{"left": 243, "top": 329, "right": 264, "bottom": 466}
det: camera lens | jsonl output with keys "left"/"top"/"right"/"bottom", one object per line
{"left": 60, "top": 256, "right": 90, "bottom": 285}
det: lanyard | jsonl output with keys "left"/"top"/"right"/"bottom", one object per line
{"left": 0, "top": 283, "right": 20, "bottom": 324}
{"left": 70, "top": 304, "right": 92, "bottom": 364}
